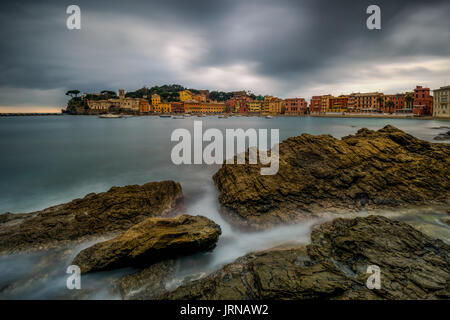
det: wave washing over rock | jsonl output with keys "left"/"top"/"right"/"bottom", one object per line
{"left": 213, "top": 125, "right": 450, "bottom": 230}
{"left": 0, "top": 126, "right": 448, "bottom": 300}
{"left": 156, "top": 216, "right": 450, "bottom": 300}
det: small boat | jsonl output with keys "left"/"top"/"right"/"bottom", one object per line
{"left": 218, "top": 115, "right": 228, "bottom": 119}
{"left": 183, "top": 114, "right": 192, "bottom": 117}
{"left": 172, "top": 116, "right": 185, "bottom": 119}
{"left": 98, "top": 114, "right": 123, "bottom": 119}
{"left": 265, "top": 115, "right": 273, "bottom": 119}
{"left": 160, "top": 114, "right": 172, "bottom": 118}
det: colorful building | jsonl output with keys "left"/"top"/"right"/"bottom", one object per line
{"left": 352, "top": 92, "right": 383, "bottom": 113}
{"left": 184, "top": 102, "right": 226, "bottom": 114}
{"left": 432, "top": 85, "right": 450, "bottom": 119}
{"left": 321, "top": 95, "right": 332, "bottom": 113}
{"left": 151, "top": 94, "right": 161, "bottom": 107}
{"left": 179, "top": 90, "right": 194, "bottom": 102}
{"left": 285, "top": 98, "right": 307, "bottom": 115}
{"left": 413, "top": 85, "right": 433, "bottom": 116}
{"left": 139, "top": 100, "right": 151, "bottom": 113}
{"left": 262, "top": 96, "right": 273, "bottom": 114}
{"left": 246, "top": 101, "right": 262, "bottom": 114}
{"left": 171, "top": 102, "right": 184, "bottom": 113}
{"left": 179, "top": 90, "right": 207, "bottom": 103}
{"left": 383, "top": 94, "right": 405, "bottom": 113}
{"left": 268, "top": 98, "right": 284, "bottom": 114}
{"left": 309, "top": 96, "right": 322, "bottom": 113}
{"left": 328, "top": 96, "right": 348, "bottom": 113}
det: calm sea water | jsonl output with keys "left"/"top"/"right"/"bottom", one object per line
{"left": 0, "top": 115, "right": 449, "bottom": 299}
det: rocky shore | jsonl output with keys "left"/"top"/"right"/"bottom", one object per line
{"left": 0, "top": 125, "right": 448, "bottom": 300}
{"left": 434, "top": 130, "right": 450, "bottom": 141}
{"left": 213, "top": 125, "right": 450, "bottom": 230}
{"left": 155, "top": 215, "right": 449, "bottom": 300}
{"left": 0, "top": 180, "right": 184, "bottom": 254}
{"left": 73, "top": 215, "right": 221, "bottom": 273}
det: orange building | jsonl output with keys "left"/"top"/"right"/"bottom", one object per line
{"left": 285, "top": 98, "right": 308, "bottom": 115}
{"left": 309, "top": 96, "right": 322, "bottom": 113}
{"left": 413, "top": 85, "right": 433, "bottom": 116}
{"left": 383, "top": 94, "right": 405, "bottom": 113}
{"left": 139, "top": 100, "right": 151, "bottom": 113}
{"left": 353, "top": 92, "right": 383, "bottom": 112}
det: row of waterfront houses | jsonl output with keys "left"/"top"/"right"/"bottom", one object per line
{"left": 85, "top": 85, "right": 450, "bottom": 118}
{"left": 309, "top": 85, "right": 446, "bottom": 117}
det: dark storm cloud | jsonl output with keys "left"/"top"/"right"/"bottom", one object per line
{"left": 0, "top": 0, "right": 449, "bottom": 110}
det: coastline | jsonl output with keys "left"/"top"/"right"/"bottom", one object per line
{"left": 2, "top": 112, "right": 449, "bottom": 121}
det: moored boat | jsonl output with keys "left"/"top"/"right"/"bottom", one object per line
{"left": 98, "top": 114, "right": 123, "bottom": 119}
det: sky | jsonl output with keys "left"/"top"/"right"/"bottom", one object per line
{"left": 0, "top": 0, "right": 449, "bottom": 112}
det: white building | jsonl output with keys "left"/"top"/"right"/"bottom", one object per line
{"left": 433, "top": 85, "right": 450, "bottom": 119}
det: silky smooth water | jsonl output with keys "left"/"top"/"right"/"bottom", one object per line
{"left": 0, "top": 115, "right": 449, "bottom": 299}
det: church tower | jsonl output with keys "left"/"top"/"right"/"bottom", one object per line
{"left": 118, "top": 89, "right": 125, "bottom": 100}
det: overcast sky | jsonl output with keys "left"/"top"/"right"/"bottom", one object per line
{"left": 0, "top": 0, "right": 449, "bottom": 112}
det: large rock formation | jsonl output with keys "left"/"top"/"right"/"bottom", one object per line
{"left": 0, "top": 180, "right": 184, "bottom": 253}
{"left": 157, "top": 215, "right": 450, "bottom": 300}
{"left": 213, "top": 125, "right": 450, "bottom": 229}
{"left": 72, "top": 215, "right": 221, "bottom": 273}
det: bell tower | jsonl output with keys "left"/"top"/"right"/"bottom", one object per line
{"left": 118, "top": 89, "right": 125, "bottom": 99}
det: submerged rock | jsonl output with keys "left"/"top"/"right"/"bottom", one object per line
{"left": 433, "top": 131, "right": 450, "bottom": 141}
{"left": 0, "top": 180, "right": 184, "bottom": 254}
{"left": 157, "top": 215, "right": 449, "bottom": 300}
{"left": 72, "top": 215, "right": 221, "bottom": 273}
{"left": 213, "top": 125, "right": 450, "bottom": 229}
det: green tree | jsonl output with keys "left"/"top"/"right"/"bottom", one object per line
{"left": 100, "top": 90, "right": 117, "bottom": 99}
{"left": 405, "top": 94, "right": 414, "bottom": 109}
{"left": 377, "top": 96, "right": 384, "bottom": 110}
{"left": 386, "top": 100, "right": 395, "bottom": 113}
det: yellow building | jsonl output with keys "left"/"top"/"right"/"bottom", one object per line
{"left": 179, "top": 90, "right": 194, "bottom": 102}
{"left": 262, "top": 96, "right": 273, "bottom": 114}
{"left": 153, "top": 102, "right": 171, "bottom": 113}
{"left": 247, "top": 101, "right": 262, "bottom": 113}
{"left": 321, "top": 95, "right": 332, "bottom": 113}
{"left": 161, "top": 103, "right": 171, "bottom": 113}
{"left": 268, "top": 98, "right": 284, "bottom": 114}
{"left": 327, "top": 96, "right": 348, "bottom": 113}
{"left": 184, "top": 102, "right": 225, "bottom": 114}
{"left": 151, "top": 94, "right": 161, "bottom": 106}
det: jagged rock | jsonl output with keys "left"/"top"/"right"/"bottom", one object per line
{"left": 72, "top": 215, "right": 221, "bottom": 273}
{"left": 0, "top": 180, "right": 184, "bottom": 254}
{"left": 117, "top": 260, "right": 178, "bottom": 299}
{"left": 117, "top": 259, "right": 208, "bottom": 300}
{"left": 442, "top": 217, "right": 450, "bottom": 226}
{"left": 434, "top": 131, "right": 450, "bottom": 141}
{"left": 157, "top": 216, "right": 450, "bottom": 300}
{"left": 213, "top": 125, "right": 450, "bottom": 229}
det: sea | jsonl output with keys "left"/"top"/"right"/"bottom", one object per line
{"left": 0, "top": 115, "right": 448, "bottom": 299}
